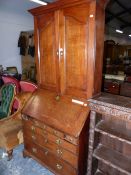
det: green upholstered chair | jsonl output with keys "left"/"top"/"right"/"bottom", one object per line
{"left": 0, "top": 90, "right": 32, "bottom": 160}
{"left": 0, "top": 84, "right": 16, "bottom": 119}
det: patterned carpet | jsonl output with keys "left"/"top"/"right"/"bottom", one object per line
{"left": 0, "top": 144, "right": 54, "bottom": 175}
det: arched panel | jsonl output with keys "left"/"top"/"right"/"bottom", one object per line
{"left": 39, "top": 17, "right": 58, "bottom": 91}
{"left": 65, "top": 17, "right": 88, "bottom": 90}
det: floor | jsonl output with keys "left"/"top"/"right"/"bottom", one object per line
{"left": 0, "top": 144, "right": 54, "bottom": 175}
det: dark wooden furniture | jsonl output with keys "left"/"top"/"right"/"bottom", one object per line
{"left": 22, "top": 0, "right": 108, "bottom": 174}
{"left": 103, "top": 79, "right": 121, "bottom": 95}
{"left": 120, "top": 82, "right": 131, "bottom": 97}
{"left": 103, "top": 40, "right": 131, "bottom": 67}
{"left": 87, "top": 93, "right": 131, "bottom": 175}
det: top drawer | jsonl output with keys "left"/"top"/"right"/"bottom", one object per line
{"left": 22, "top": 115, "right": 78, "bottom": 145}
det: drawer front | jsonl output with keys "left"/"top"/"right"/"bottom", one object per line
{"left": 120, "top": 83, "right": 131, "bottom": 97}
{"left": 108, "top": 83, "right": 120, "bottom": 95}
{"left": 104, "top": 81, "right": 120, "bottom": 95}
{"left": 22, "top": 115, "right": 78, "bottom": 145}
{"left": 24, "top": 129, "right": 78, "bottom": 168}
{"left": 23, "top": 120, "right": 78, "bottom": 155}
{"left": 24, "top": 140, "right": 78, "bottom": 175}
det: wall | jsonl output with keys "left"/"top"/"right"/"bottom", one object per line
{"left": 0, "top": 0, "right": 34, "bottom": 73}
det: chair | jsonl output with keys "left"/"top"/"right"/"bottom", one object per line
{"left": 0, "top": 88, "right": 32, "bottom": 160}
{"left": 2, "top": 75, "right": 20, "bottom": 93}
{"left": 0, "top": 84, "right": 16, "bottom": 119}
{"left": 20, "top": 80, "right": 38, "bottom": 92}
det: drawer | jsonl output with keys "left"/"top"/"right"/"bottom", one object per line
{"left": 24, "top": 130, "right": 78, "bottom": 168}
{"left": 104, "top": 81, "right": 120, "bottom": 95}
{"left": 23, "top": 119, "right": 78, "bottom": 155}
{"left": 24, "top": 140, "right": 78, "bottom": 175}
{"left": 22, "top": 115, "right": 78, "bottom": 145}
{"left": 120, "top": 82, "right": 131, "bottom": 97}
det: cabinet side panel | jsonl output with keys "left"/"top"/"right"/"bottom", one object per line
{"left": 94, "top": 4, "right": 106, "bottom": 95}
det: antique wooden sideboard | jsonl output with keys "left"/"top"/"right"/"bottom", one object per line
{"left": 87, "top": 93, "right": 131, "bottom": 175}
{"left": 22, "top": 0, "right": 109, "bottom": 175}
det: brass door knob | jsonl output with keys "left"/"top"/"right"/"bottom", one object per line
{"left": 56, "top": 163, "right": 63, "bottom": 170}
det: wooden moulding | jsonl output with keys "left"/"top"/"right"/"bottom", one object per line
{"left": 93, "top": 144, "right": 131, "bottom": 175}
{"left": 28, "top": 0, "right": 109, "bottom": 16}
{"left": 89, "top": 103, "right": 131, "bottom": 120}
{"left": 88, "top": 93, "right": 131, "bottom": 116}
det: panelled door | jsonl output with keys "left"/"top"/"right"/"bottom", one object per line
{"left": 37, "top": 4, "right": 90, "bottom": 98}
{"left": 37, "top": 11, "right": 60, "bottom": 92}
{"left": 59, "top": 4, "right": 90, "bottom": 98}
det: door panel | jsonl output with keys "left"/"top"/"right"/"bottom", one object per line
{"left": 38, "top": 13, "right": 59, "bottom": 91}
{"left": 36, "top": 4, "right": 90, "bottom": 97}
{"left": 65, "top": 17, "right": 87, "bottom": 91}
{"left": 60, "top": 5, "right": 89, "bottom": 98}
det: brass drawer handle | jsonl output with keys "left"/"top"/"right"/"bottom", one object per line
{"left": 22, "top": 115, "right": 29, "bottom": 121}
{"left": 34, "top": 121, "right": 39, "bottom": 126}
{"left": 32, "top": 148, "right": 37, "bottom": 153}
{"left": 56, "top": 149, "right": 63, "bottom": 156}
{"left": 44, "top": 139, "right": 48, "bottom": 143}
{"left": 68, "top": 137, "right": 73, "bottom": 142}
{"left": 43, "top": 125, "right": 46, "bottom": 129}
{"left": 56, "top": 139, "right": 61, "bottom": 145}
{"left": 53, "top": 130, "right": 58, "bottom": 136}
{"left": 31, "top": 126, "right": 35, "bottom": 132}
{"left": 32, "top": 135, "right": 36, "bottom": 140}
{"left": 44, "top": 150, "right": 48, "bottom": 156}
{"left": 42, "top": 130, "right": 47, "bottom": 135}
{"left": 56, "top": 163, "right": 63, "bottom": 170}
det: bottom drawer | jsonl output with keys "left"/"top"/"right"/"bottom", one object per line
{"left": 24, "top": 140, "right": 78, "bottom": 175}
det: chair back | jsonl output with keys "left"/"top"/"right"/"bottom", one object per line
{"left": 20, "top": 80, "right": 37, "bottom": 92}
{"left": 0, "top": 84, "right": 16, "bottom": 119}
{"left": 2, "top": 75, "right": 20, "bottom": 93}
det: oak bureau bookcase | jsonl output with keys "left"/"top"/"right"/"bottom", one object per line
{"left": 22, "top": 0, "right": 109, "bottom": 175}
